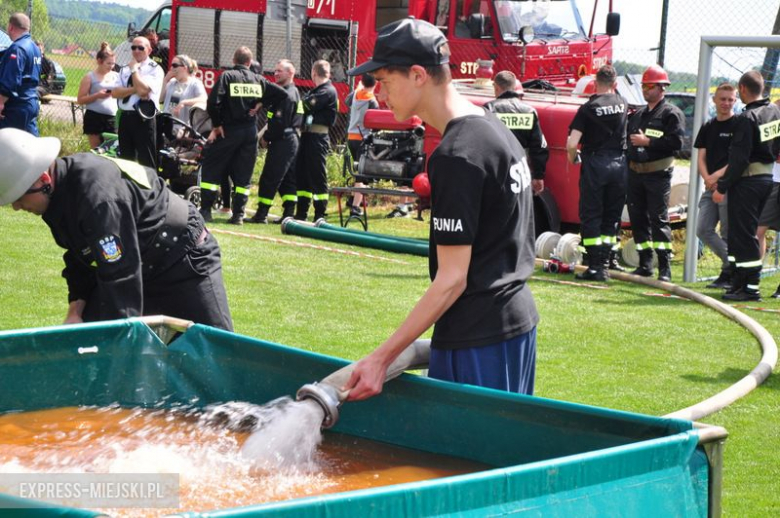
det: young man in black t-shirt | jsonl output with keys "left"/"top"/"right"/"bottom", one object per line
{"left": 693, "top": 83, "right": 737, "bottom": 289}
{"left": 566, "top": 65, "right": 628, "bottom": 281}
{"left": 343, "top": 19, "right": 539, "bottom": 400}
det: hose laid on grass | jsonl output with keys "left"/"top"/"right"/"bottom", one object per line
{"left": 314, "top": 220, "right": 429, "bottom": 247}
{"left": 281, "top": 218, "right": 428, "bottom": 257}
{"left": 538, "top": 259, "right": 778, "bottom": 422}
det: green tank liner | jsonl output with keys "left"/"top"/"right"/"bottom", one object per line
{"left": 0, "top": 319, "right": 718, "bottom": 516}
{"left": 281, "top": 218, "right": 429, "bottom": 256}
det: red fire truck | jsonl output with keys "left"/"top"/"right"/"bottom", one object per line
{"left": 120, "top": 0, "right": 619, "bottom": 95}
{"left": 119, "top": 0, "right": 623, "bottom": 233}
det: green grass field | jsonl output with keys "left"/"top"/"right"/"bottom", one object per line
{"left": 1, "top": 120, "right": 779, "bottom": 515}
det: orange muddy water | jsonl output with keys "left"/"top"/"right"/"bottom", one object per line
{"left": 0, "top": 406, "right": 488, "bottom": 516}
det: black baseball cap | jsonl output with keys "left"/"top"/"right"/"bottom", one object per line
{"left": 347, "top": 18, "right": 449, "bottom": 76}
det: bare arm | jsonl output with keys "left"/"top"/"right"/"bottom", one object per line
{"left": 344, "top": 244, "right": 472, "bottom": 400}
{"left": 566, "top": 129, "right": 582, "bottom": 164}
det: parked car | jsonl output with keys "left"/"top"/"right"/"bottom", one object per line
{"left": 665, "top": 92, "right": 697, "bottom": 159}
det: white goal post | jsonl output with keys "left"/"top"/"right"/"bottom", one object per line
{"left": 684, "top": 35, "right": 780, "bottom": 282}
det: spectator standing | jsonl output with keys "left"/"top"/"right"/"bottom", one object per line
{"left": 344, "top": 73, "right": 379, "bottom": 216}
{"left": 295, "top": 59, "right": 338, "bottom": 222}
{"left": 626, "top": 65, "right": 685, "bottom": 282}
{"left": 35, "top": 40, "right": 55, "bottom": 97}
{"left": 713, "top": 71, "right": 780, "bottom": 301}
{"left": 694, "top": 83, "right": 737, "bottom": 289}
{"left": 161, "top": 54, "right": 206, "bottom": 130}
{"left": 112, "top": 36, "right": 164, "bottom": 169}
{"left": 757, "top": 160, "right": 780, "bottom": 298}
{"left": 246, "top": 59, "right": 303, "bottom": 224}
{"left": 565, "top": 65, "right": 627, "bottom": 282}
{"left": 141, "top": 28, "right": 169, "bottom": 73}
{"left": 343, "top": 19, "right": 539, "bottom": 400}
{"left": 485, "top": 70, "right": 548, "bottom": 196}
{"left": 0, "top": 13, "right": 41, "bottom": 135}
{"left": 76, "top": 42, "right": 119, "bottom": 149}
{"left": 0, "top": 128, "right": 233, "bottom": 330}
{"left": 199, "top": 46, "right": 289, "bottom": 224}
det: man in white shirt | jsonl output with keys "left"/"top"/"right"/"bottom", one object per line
{"left": 112, "top": 37, "right": 163, "bottom": 168}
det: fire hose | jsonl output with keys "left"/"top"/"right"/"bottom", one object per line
{"left": 296, "top": 260, "right": 777, "bottom": 428}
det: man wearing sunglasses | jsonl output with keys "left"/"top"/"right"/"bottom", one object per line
{"left": 626, "top": 65, "right": 685, "bottom": 282}
{"left": 112, "top": 37, "right": 164, "bottom": 169}
{"left": 0, "top": 127, "right": 233, "bottom": 331}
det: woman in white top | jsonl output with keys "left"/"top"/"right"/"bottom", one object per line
{"left": 161, "top": 54, "right": 207, "bottom": 128}
{"left": 76, "top": 42, "right": 119, "bottom": 148}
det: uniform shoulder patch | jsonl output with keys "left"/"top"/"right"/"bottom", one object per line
{"left": 96, "top": 235, "right": 124, "bottom": 263}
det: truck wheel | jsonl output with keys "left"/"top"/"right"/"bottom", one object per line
{"left": 185, "top": 186, "right": 201, "bottom": 207}
{"left": 533, "top": 190, "right": 561, "bottom": 236}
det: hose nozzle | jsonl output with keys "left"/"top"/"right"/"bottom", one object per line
{"left": 296, "top": 382, "right": 341, "bottom": 429}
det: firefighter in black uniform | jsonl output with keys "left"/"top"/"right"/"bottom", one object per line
{"left": 626, "top": 65, "right": 685, "bottom": 282}
{"left": 566, "top": 65, "right": 628, "bottom": 281}
{"left": 713, "top": 71, "right": 780, "bottom": 301}
{"left": 484, "top": 70, "right": 548, "bottom": 195}
{"left": 200, "top": 46, "right": 289, "bottom": 224}
{"left": 0, "top": 128, "right": 233, "bottom": 330}
{"left": 246, "top": 59, "right": 303, "bottom": 224}
{"left": 295, "top": 59, "right": 338, "bottom": 222}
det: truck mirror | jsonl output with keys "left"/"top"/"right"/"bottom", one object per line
{"left": 606, "top": 13, "right": 620, "bottom": 36}
{"left": 127, "top": 22, "right": 136, "bottom": 38}
{"left": 519, "top": 25, "right": 535, "bottom": 45}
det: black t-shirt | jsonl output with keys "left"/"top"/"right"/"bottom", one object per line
{"left": 693, "top": 116, "right": 737, "bottom": 173}
{"left": 569, "top": 93, "right": 627, "bottom": 152}
{"left": 428, "top": 111, "right": 539, "bottom": 350}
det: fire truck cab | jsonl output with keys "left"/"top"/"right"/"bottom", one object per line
{"left": 118, "top": 0, "right": 618, "bottom": 88}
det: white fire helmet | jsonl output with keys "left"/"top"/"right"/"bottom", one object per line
{"left": 0, "top": 128, "right": 61, "bottom": 206}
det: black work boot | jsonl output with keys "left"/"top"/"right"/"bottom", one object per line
{"left": 576, "top": 246, "right": 608, "bottom": 282}
{"left": 607, "top": 247, "right": 626, "bottom": 272}
{"left": 273, "top": 201, "right": 296, "bottom": 224}
{"left": 313, "top": 199, "right": 328, "bottom": 222}
{"left": 295, "top": 198, "right": 311, "bottom": 221}
{"left": 228, "top": 194, "right": 248, "bottom": 225}
{"left": 706, "top": 270, "right": 732, "bottom": 289}
{"left": 723, "top": 288, "right": 762, "bottom": 302}
{"left": 724, "top": 268, "right": 762, "bottom": 301}
{"left": 771, "top": 283, "right": 780, "bottom": 299}
{"left": 245, "top": 203, "right": 270, "bottom": 224}
{"left": 199, "top": 189, "right": 217, "bottom": 223}
{"left": 631, "top": 249, "right": 654, "bottom": 277}
{"left": 656, "top": 249, "right": 672, "bottom": 282}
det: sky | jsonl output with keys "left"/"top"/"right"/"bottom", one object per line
{"left": 93, "top": 0, "right": 780, "bottom": 77}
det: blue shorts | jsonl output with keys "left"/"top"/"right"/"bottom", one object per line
{"left": 428, "top": 327, "right": 537, "bottom": 395}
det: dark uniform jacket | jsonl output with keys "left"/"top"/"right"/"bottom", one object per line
{"left": 627, "top": 97, "right": 685, "bottom": 165}
{"left": 302, "top": 81, "right": 338, "bottom": 127}
{"left": 207, "top": 65, "right": 289, "bottom": 128}
{"left": 0, "top": 33, "right": 40, "bottom": 102}
{"left": 150, "top": 39, "right": 169, "bottom": 72}
{"left": 484, "top": 91, "right": 549, "bottom": 179}
{"left": 264, "top": 82, "right": 302, "bottom": 142}
{"left": 569, "top": 92, "right": 628, "bottom": 153}
{"left": 42, "top": 153, "right": 201, "bottom": 320}
{"left": 718, "top": 98, "right": 780, "bottom": 194}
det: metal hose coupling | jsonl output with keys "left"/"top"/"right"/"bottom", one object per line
{"left": 296, "top": 382, "right": 341, "bottom": 429}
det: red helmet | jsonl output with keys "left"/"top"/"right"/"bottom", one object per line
{"left": 641, "top": 65, "right": 671, "bottom": 86}
{"left": 412, "top": 173, "right": 431, "bottom": 198}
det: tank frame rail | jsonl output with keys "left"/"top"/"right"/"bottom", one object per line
{"left": 134, "top": 315, "right": 194, "bottom": 344}
{"left": 330, "top": 186, "right": 421, "bottom": 231}
{"left": 696, "top": 423, "right": 728, "bottom": 518}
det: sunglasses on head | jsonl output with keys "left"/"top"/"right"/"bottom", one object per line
{"left": 131, "top": 45, "right": 146, "bottom": 51}
{"left": 171, "top": 63, "right": 183, "bottom": 68}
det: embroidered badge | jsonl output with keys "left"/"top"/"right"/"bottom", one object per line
{"left": 9, "top": 53, "right": 17, "bottom": 60}
{"left": 97, "top": 235, "right": 123, "bottom": 263}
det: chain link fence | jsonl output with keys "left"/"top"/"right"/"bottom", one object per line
{"left": 612, "top": 0, "right": 780, "bottom": 93}
{"left": 32, "top": 1, "right": 357, "bottom": 151}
